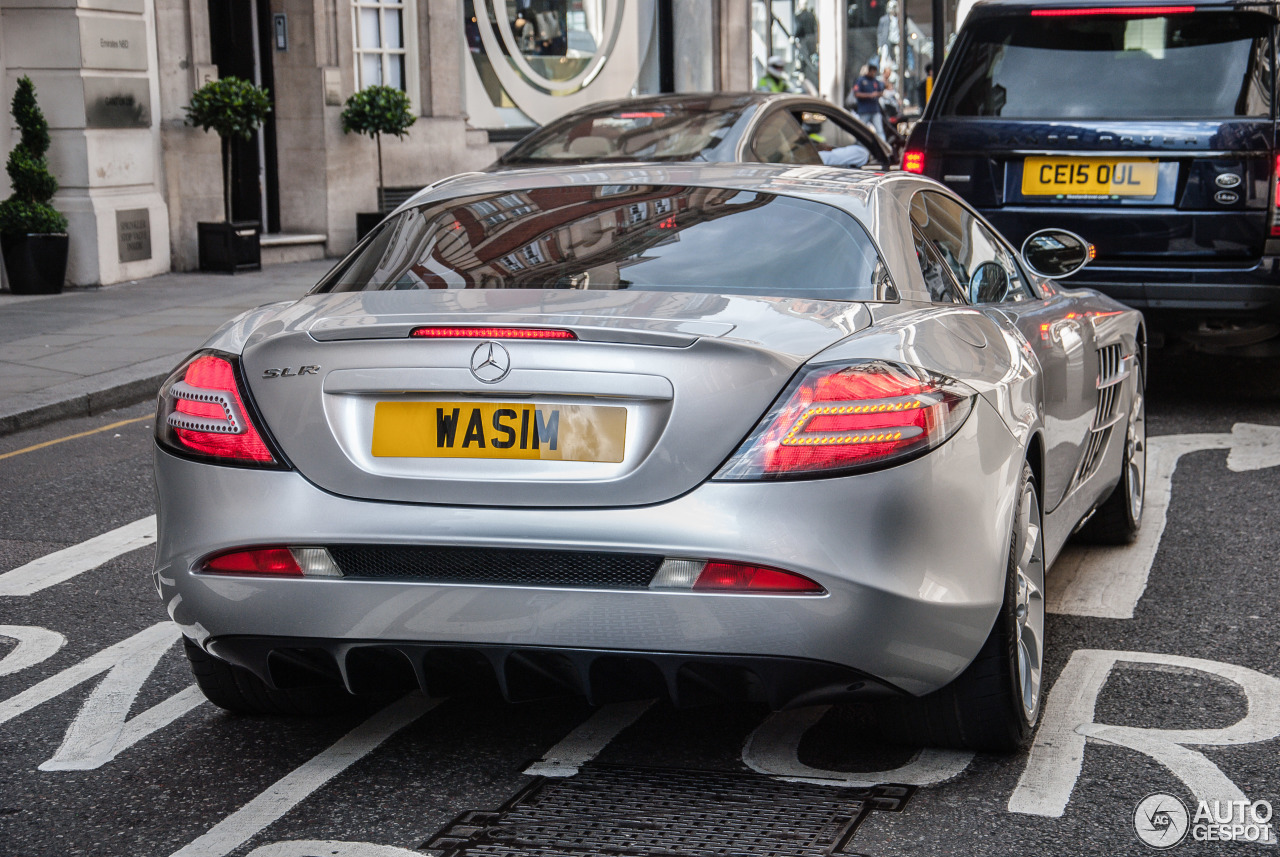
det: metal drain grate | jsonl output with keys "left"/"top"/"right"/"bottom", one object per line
{"left": 423, "top": 765, "right": 913, "bottom": 857}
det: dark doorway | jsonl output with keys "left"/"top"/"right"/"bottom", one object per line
{"left": 207, "top": 0, "right": 280, "bottom": 232}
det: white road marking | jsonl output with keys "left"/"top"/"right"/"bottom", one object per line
{"left": 0, "top": 625, "right": 66, "bottom": 676}
{"left": 0, "top": 515, "right": 157, "bottom": 597}
{"left": 524, "top": 699, "right": 655, "bottom": 777}
{"left": 1048, "top": 424, "right": 1280, "bottom": 619}
{"left": 1010, "top": 648, "right": 1280, "bottom": 843}
{"left": 169, "top": 693, "right": 439, "bottom": 857}
{"left": 742, "top": 705, "right": 973, "bottom": 787}
{"left": 245, "top": 841, "right": 425, "bottom": 857}
{"left": 0, "top": 622, "right": 205, "bottom": 770}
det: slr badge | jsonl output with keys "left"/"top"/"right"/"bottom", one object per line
{"left": 470, "top": 341, "right": 511, "bottom": 384}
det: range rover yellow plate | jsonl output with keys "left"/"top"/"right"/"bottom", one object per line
{"left": 1022, "top": 157, "right": 1158, "bottom": 197}
{"left": 372, "top": 401, "right": 626, "bottom": 462}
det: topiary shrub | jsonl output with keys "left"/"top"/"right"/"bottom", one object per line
{"left": 340, "top": 85, "right": 416, "bottom": 211}
{"left": 0, "top": 76, "right": 67, "bottom": 236}
{"left": 184, "top": 76, "right": 272, "bottom": 223}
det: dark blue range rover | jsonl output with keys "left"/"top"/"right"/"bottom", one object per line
{"left": 905, "top": 0, "right": 1280, "bottom": 351}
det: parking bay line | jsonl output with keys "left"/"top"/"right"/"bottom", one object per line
{"left": 0, "top": 515, "right": 156, "bottom": 597}
{"left": 1047, "top": 424, "right": 1280, "bottom": 619}
{"left": 524, "top": 699, "right": 655, "bottom": 777}
{"left": 169, "top": 693, "right": 440, "bottom": 857}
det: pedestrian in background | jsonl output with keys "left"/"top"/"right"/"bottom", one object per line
{"left": 916, "top": 62, "right": 934, "bottom": 108}
{"left": 757, "top": 56, "right": 792, "bottom": 93}
{"left": 848, "top": 58, "right": 886, "bottom": 139}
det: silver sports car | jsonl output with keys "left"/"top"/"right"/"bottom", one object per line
{"left": 153, "top": 164, "right": 1145, "bottom": 751}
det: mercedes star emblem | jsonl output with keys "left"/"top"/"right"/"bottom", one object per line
{"left": 469, "top": 341, "right": 512, "bottom": 383}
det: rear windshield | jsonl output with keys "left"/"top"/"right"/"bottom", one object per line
{"left": 940, "top": 12, "right": 1274, "bottom": 120}
{"left": 500, "top": 107, "right": 745, "bottom": 163}
{"left": 316, "top": 185, "right": 888, "bottom": 301}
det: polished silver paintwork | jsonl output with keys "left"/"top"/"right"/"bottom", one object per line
{"left": 155, "top": 163, "right": 1144, "bottom": 699}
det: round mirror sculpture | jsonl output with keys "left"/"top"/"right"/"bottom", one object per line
{"left": 1020, "top": 228, "right": 1092, "bottom": 279}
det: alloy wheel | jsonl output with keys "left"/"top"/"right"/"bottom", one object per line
{"left": 1125, "top": 376, "right": 1147, "bottom": 525}
{"left": 1013, "top": 480, "right": 1045, "bottom": 726}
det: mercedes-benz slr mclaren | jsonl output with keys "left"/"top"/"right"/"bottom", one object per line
{"left": 153, "top": 164, "right": 1146, "bottom": 750}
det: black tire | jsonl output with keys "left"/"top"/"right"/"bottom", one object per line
{"left": 1077, "top": 364, "right": 1146, "bottom": 545}
{"left": 183, "top": 636, "right": 351, "bottom": 716}
{"left": 875, "top": 462, "right": 1044, "bottom": 752}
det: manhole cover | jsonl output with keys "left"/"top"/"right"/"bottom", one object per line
{"left": 423, "top": 765, "right": 913, "bottom": 857}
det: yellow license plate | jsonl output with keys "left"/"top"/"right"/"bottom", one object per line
{"left": 1022, "top": 158, "right": 1158, "bottom": 197}
{"left": 372, "top": 401, "right": 627, "bottom": 462}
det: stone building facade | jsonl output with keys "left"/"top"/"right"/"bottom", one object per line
{"left": 0, "top": 0, "right": 847, "bottom": 287}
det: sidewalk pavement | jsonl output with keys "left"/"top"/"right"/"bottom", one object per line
{"left": 0, "top": 259, "right": 335, "bottom": 435}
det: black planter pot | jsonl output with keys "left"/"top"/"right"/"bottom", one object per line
{"left": 1, "top": 232, "right": 69, "bottom": 295}
{"left": 356, "top": 212, "right": 387, "bottom": 241}
{"left": 198, "top": 221, "right": 262, "bottom": 274}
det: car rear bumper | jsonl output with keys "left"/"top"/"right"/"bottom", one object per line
{"left": 153, "top": 399, "right": 1020, "bottom": 700}
{"left": 205, "top": 636, "right": 900, "bottom": 708}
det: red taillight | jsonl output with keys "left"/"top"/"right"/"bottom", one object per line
{"left": 157, "top": 352, "right": 278, "bottom": 464}
{"left": 716, "top": 361, "right": 974, "bottom": 479}
{"left": 903, "top": 150, "right": 925, "bottom": 174}
{"left": 201, "top": 546, "right": 342, "bottom": 577}
{"left": 409, "top": 327, "right": 577, "bottom": 340}
{"left": 205, "top": 547, "right": 302, "bottom": 576}
{"left": 1271, "top": 153, "right": 1280, "bottom": 237}
{"left": 692, "top": 562, "right": 823, "bottom": 593}
{"left": 1030, "top": 6, "right": 1195, "bottom": 16}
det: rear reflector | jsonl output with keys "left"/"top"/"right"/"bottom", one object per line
{"left": 203, "top": 546, "right": 342, "bottom": 577}
{"left": 903, "top": 150, "right": 925, "bottom": 174}
{"left": 694, "top": 562, "right": 824, "bottom": 593}
{"left": 410, "top": 327, "right": 577, "bottom": 340}
{"left": 158, "top": 352, "right": 277, "bottom": 464}
{"left": 1030, "top": 6, "right": 1195, "bottom": 16}
{"left": 649, "top": 558, "right": 824, "bottom": 593}
{"left": 716, "top": 361, "right": 974, "bottom": 479}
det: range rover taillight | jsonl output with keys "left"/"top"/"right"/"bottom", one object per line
{"left": 1270, "top": 152, "right": 1280, "bottom": 237}
{"left": 156, "top": 351, "right": 283, "bottom": 466}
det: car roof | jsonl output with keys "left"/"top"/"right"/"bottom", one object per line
{"left": 404, "top": 162, "right": 909, "bottom": 222}
{"left": 968, "top": 0, "right": 1277, "bottom": 17}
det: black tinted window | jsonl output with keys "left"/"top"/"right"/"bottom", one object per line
{"left": 317, "top": 185, "right": 888, "bottom": 301}
{"left": 940, "top": 12, "right": 1273, "bottom": 119}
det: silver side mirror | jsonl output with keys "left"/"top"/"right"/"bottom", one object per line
{"left": 1020, "top": 228, "right": 1092, "bottom": 279}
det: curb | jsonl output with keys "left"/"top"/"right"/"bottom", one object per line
{"left": 0, "top": 352, "right": 185, "bottom": 436}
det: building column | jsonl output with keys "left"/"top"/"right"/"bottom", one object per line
{"left": 1, "top": 0, "right": 171, "bottom": 286}
{"left": 716, "top": 0, "right": 751, "bottom": 91}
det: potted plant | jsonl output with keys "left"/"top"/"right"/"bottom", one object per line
{"left": 184, "top": 76, "right": 272, "bottom": 273}
{"left": 340, "top": 85, "right": 416, "bottom": 239}
{"left": 0, "top": 76, "right": 69, "bottom": 295}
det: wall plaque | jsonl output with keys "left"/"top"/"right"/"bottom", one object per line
{"left": 117, "top": 208, "right": 151, "bottom": 263}
{"left": 84, "top": 78, "right": 151, "bottom": 128}
{"left": 80, "top": 17, "right": 148, "bottom": 71}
